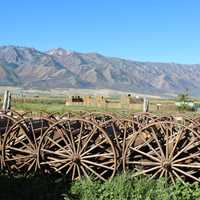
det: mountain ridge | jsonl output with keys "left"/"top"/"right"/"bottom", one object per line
{"left": 0, "top": 45, "right": 200, "bottom": 96}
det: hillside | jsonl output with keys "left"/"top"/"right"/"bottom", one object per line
{"left": 0, "top": 45, "right": 200, "bottom": 96}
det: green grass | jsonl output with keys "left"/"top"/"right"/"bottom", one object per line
{"left": 1, "top": 173, "right": 200, "bottom": 200}
{"left": 0, "top": 95, "right": 199, "bottom": 116}
{"left": 67, "top": 173, "right": 200, "bottom": 200}
{"left": 12, "top": 101, "right": 142, "bottom": 115}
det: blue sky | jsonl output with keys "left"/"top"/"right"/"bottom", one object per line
{"left": 0, "top": 0, "right": 200, "bottom": 63}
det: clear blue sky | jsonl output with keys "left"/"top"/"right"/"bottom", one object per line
{"left": 1, "top": 0, "right": 200, "bottom": 64}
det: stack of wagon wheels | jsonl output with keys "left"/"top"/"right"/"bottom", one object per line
{"left": 0, "top": 110, "right": 200, "bottom": 184}
{"left": 123, "top": 121, "right": 200, "bottom": 184}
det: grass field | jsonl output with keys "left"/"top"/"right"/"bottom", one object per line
{"left": 1, "top": 96, "right": 197, "bottom": 117}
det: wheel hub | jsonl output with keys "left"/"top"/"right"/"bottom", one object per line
{"left": 162, "top": 161, "right": 171, "bottom": 170}
{"left": 72, "top": 154, "right": 81, "bottom": 164}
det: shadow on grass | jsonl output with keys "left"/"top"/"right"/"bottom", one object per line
{"left": 0, "top": 174, "right": 72, "bottom": 200}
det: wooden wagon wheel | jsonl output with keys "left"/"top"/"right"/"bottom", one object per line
{"left": 38, "top": 118, "right": 117, "bottom": 181}
{"left": 2, "top": 117, "right": 54, "bottom": 175}
{"left": 123, "top": 121, "right": 200, "bottom": 184}
{"left": 0, "top": 114, "right": 16, "bottom": 170}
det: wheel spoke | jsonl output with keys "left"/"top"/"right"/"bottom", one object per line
{"left": 173, "top": 163, "right": 200, "bottom": 169}
{"left": 171, "top": 139, "right": 195, "bottom": 162}
{"left": 46, "top": 136, "right": 72, "bottom": 156}
{"left": 80, "top": 165, "right": 90, "bottom": 179}
{"left": 172, "top": 169, "right": 187, "bottom": 185}
{"left": 40, "top": 158, "right": 71, "bottom": 165}
{"left": 151, "top": 126, "right": 165, "bottom": 159}
{"left": 130, "top": 147, "right": 161, "bottom": 162}
{"left": 80, "top": 139, "right": 107, "bottom": 157}
{"left": 137, "top": 133, "right": 162, "bottom": 160}
{"left": 82, "top": 159, "right": 114, "bottom": 171}
{"left": 5, "top": 155, "right": 33, "bottom": 162}
{"left": 150, "top": 168, "right": 162, "bottom": 179}
{"left": 55, "top": 161, "right": 72, "bottom": 172}
{"left": 172, "top": 166, "right": 200, "bottom": 182}
{"left": 6, "top": 146, "right": 33, "bottom": 154}
{"left": 133, "top": 166, "right": 161, "bottom": 176}
{"left": 41, "top": 148, "right": 68, "bottom": 158}
{"left": 128, "top": 161, "right": 160, "bottom": 166}
{"left": 82, "top": 153, "right": 114, "bottom": 159}
{"left": 81, "top": 162, "right": 106, "bottom": 181}
{"left": 77, "top": 122, "right": 83, "bottom": 153}
{"left": 79, "top": 127, "right": 97, "bottom": 154}
{"left": 173, "top": 152, "right": 200, "bottom": 163}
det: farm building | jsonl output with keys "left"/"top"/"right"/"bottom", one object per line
{"left": 65, "top": 94, "right": 143, "bottom": 109}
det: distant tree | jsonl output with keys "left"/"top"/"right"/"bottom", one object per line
{"left": 177, "top": 92, "right": 189, "bottom": 102}
{"left": 176, "top": 90, "right": 195, "bottom": 111}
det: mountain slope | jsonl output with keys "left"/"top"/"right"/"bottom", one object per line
{"left": 0, "top": 45, "right": 200, "bottom": 96}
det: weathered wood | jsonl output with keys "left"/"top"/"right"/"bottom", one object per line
{"left": 143, "top": 97, "right": 149, "bottom": 112}
{"left": 2, "top": 90, "right": 11, "bottom": 112}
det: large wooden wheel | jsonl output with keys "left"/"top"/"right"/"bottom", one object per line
{"left": 123, "top": 121, "right": 200, "bottom": 184}
{"left": 2, "top": 117, "right": 54, "bottom": 175}
{"left": 38, "top": 119, "right": 117, "bottom": 181}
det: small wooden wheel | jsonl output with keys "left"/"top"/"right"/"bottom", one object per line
{"left": 2, "top": 117, "right": 54, "bottom": 175}
{"left": 123, "top": 121, "right": 200, "bottom": 184}
{"left": 38, "top": 118, "right": 117, "bottom": 181}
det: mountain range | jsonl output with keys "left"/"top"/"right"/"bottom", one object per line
{"left": 0, "top": 45, "right": 200, "bottom": 96}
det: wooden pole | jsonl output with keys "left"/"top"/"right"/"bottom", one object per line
{"left": 143, "top": 97, "right": 149, "bottom": 112}
{"left": 2, "top": 90, "right": 11, "bottom": 112}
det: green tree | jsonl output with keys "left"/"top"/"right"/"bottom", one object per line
{"left": 177, "top": 92, "right": 189, "bottom": 102}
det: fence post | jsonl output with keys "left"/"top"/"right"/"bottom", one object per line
{"left": 2, "top": 90, "right": 11, "bottom": 112}
{"left": 143, "top": 97, "right": 149, "bottom": 112}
